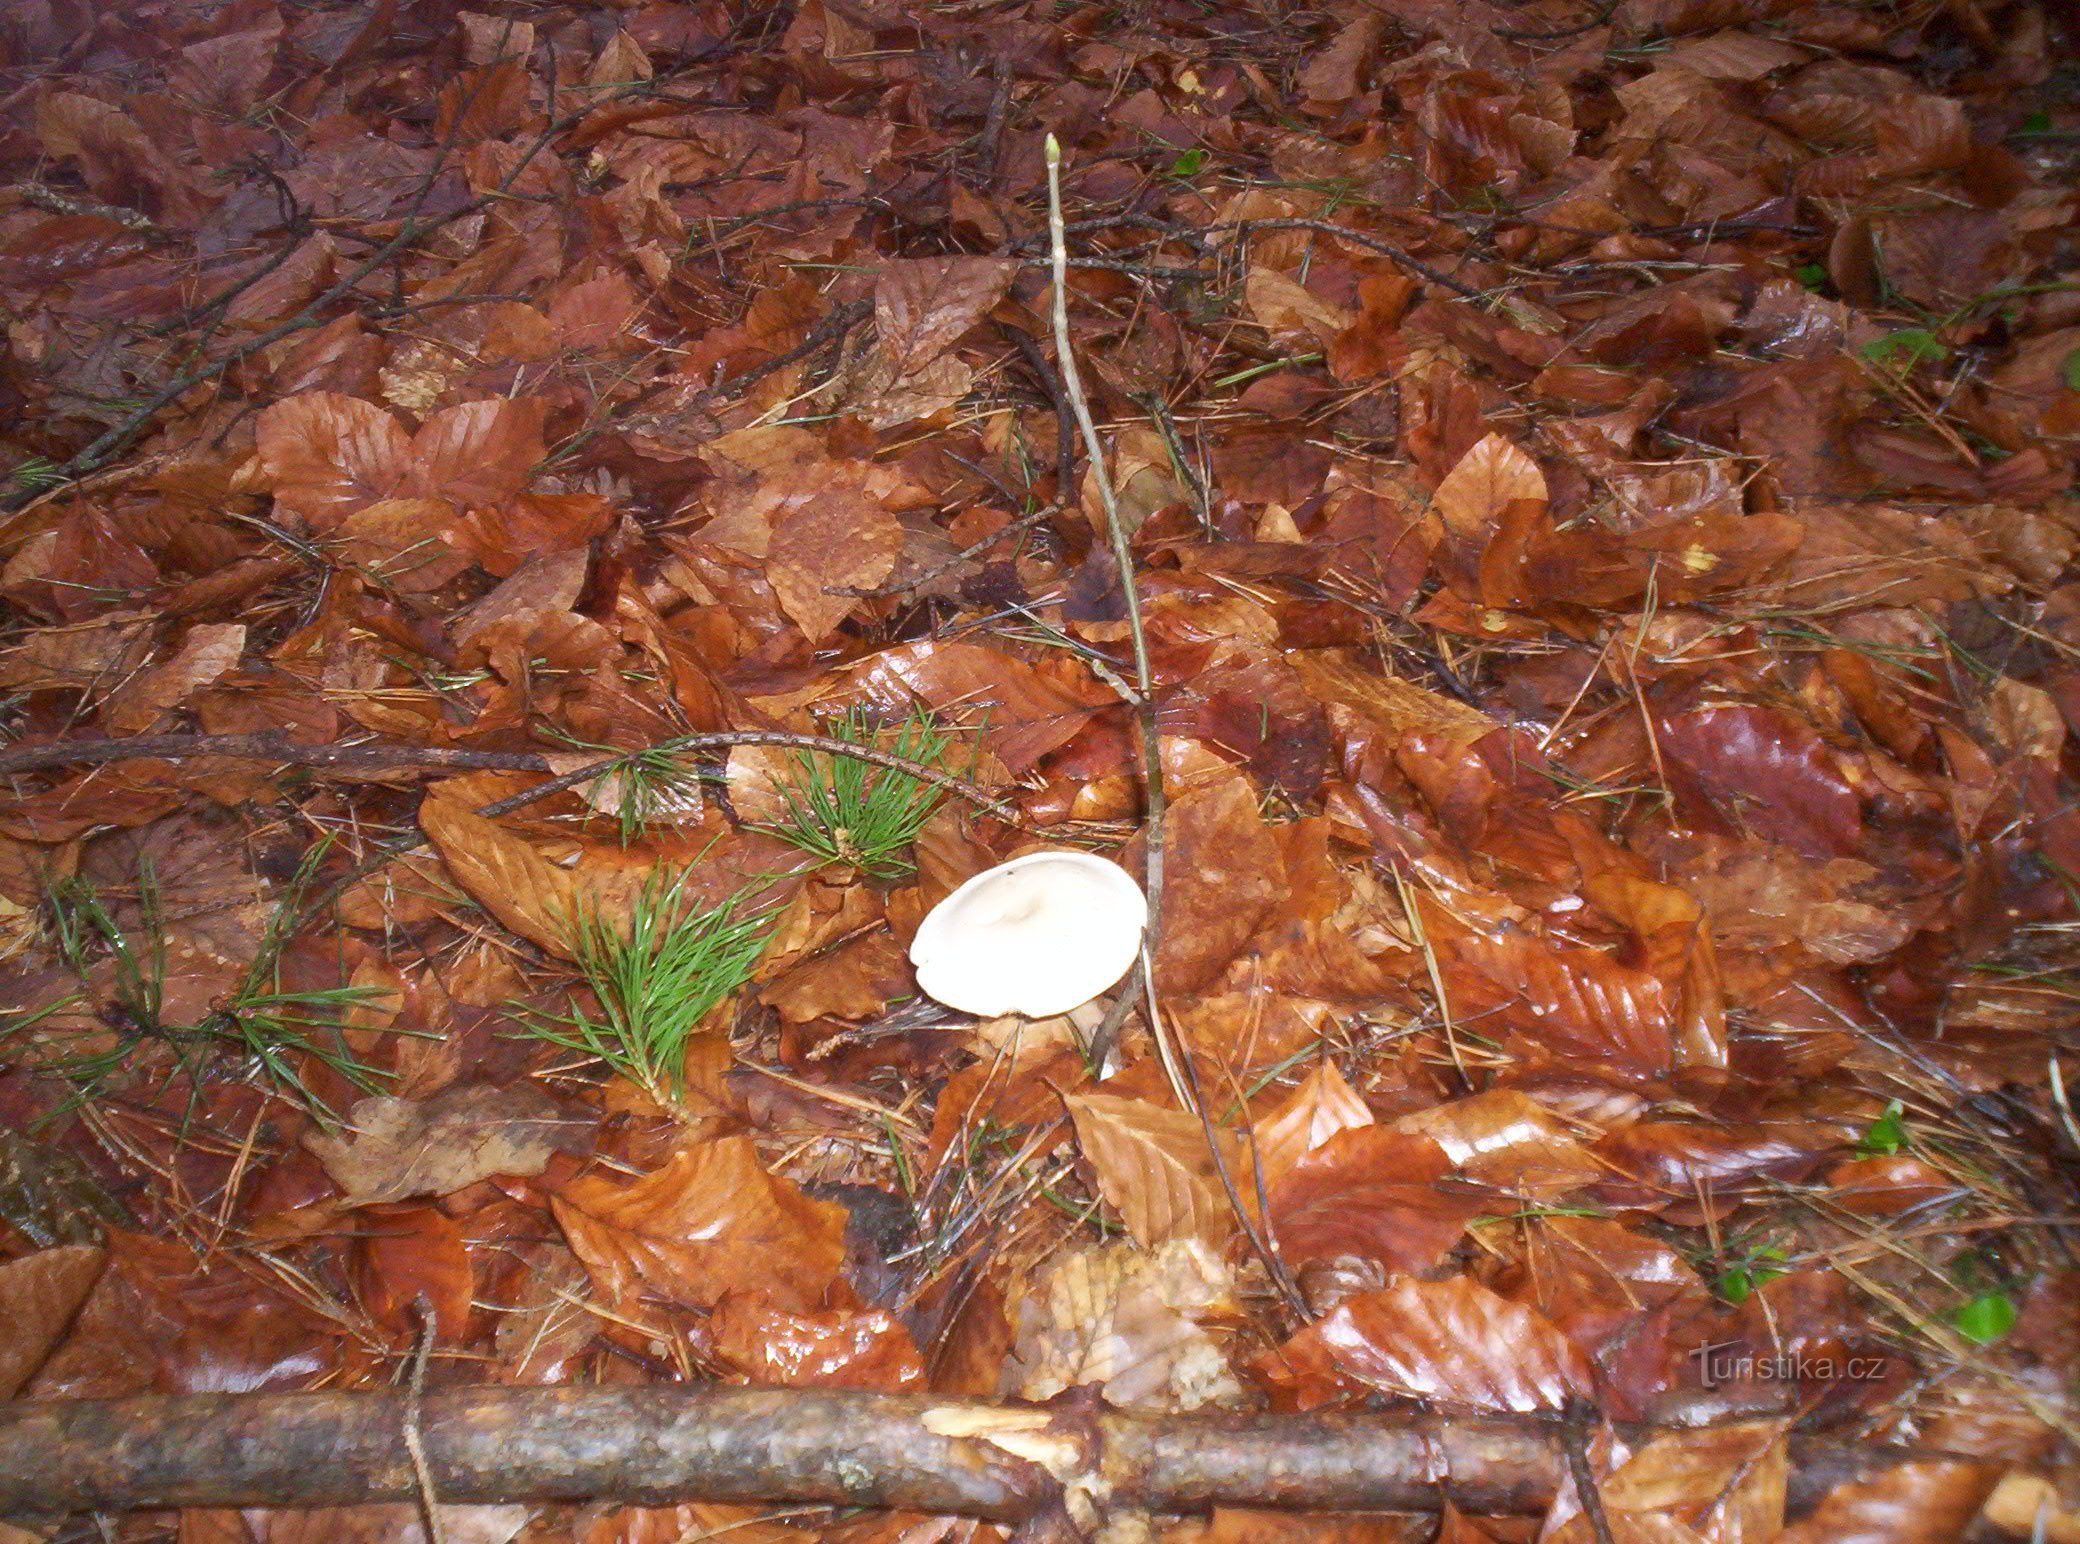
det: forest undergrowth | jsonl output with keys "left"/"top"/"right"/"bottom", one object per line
{"left": 0, "top": 0, "right": 2077, "bottom": 1539}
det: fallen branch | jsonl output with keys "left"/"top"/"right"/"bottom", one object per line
{"left": 0, "top": 729, "right": 1012, "bottom": 820}
{"left": 0, "top": 1387, "right": 1937, "bottom": 1524}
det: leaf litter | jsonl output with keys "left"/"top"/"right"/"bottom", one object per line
{"left": 0, "top": 0, "right": 2077, "bottom": 1539}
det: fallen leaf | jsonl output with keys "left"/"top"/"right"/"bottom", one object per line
{"left": 1068, "top": 1093, "right": 1241, "bottom": 1248}
{"left": 418, "top": 794, "right": 584, "bottom": 958}
{"left": 551, "top": 1138, "right": 849, "bottom": 1313}
{"left": 304, "top": 1083, "right": 590, "bottom": 1205}
{"left": 1003, "top": 1239, "right": 1244, "bottom": 1411}
{"left": 1259, "top": 1274, "right": 1592, "bottom": 1412}
{"left": 708, "top": 1288, "right": 925, "bottom": 1389}
{"left": 0, "top": 1243, "right": 105, "bottom": 1398}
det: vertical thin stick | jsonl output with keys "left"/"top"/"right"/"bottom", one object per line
{"left": 1044, "top": 134, "right": 1166, "bottom": 1072}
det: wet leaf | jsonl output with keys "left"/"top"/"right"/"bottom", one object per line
{"left": 709, "top": 1289, "right": 925, "bottom": 1389}
{"left": 1068, "top": 1093, "right": 1241, "bottom": 1248}
{"left": 1259, "top": 1275, "right": 1592, "bottom": 1411}
{"left": 0, "top": 1243, "right": 104, "bottom": 1398}
{"left": 1265, "top": 1128, "right": 1481, "bottom": 1274}
{"left": 551, "top": 1138, "right": 849, "bottom": 1313}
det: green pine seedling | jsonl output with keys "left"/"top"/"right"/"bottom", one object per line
{"left": 757, "top": 707, "right": 954, "bottom": 879}
{"left": 10, "top": 847, "right": 394, "bottom": 1126}
{"left": 519, "top": 868, "right": 774, "bottom": 1111}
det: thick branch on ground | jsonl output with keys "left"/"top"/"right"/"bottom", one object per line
{"left": 0, "top": 1388, "right": 1939, "bottom": 1524}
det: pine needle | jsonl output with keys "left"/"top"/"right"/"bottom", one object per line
{"left": 518, "top": 868, "right": 775, "bottom": 1112}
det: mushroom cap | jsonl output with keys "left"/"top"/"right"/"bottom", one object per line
{"left": 908, "top": 850, "right": 1148, "bottom": 1018}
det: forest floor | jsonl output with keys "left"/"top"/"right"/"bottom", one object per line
{"left": 0, "top": 0, "right": 2078, "bottom": 1540}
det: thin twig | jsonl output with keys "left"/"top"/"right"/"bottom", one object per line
{"left": 403, "top": 1300, "right": 448, "bottom": 1544}
{"left": 1043, "top": 134, "right": 1168, "bottom": 1075}
{"left": 0, "top": 729, "right": 1015, "bottom": 820}
{"left": 1561, "top": 1402, "right": 1618, "bottom": 1544}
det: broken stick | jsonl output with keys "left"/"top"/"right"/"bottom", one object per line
{"left": 0, "top": 1387, "right": 1940, "bottom": 1524}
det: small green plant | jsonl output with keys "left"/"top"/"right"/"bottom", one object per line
{"left": 1855, "top": 1099, "right": 1908, "bottom": 1157}
{"left": 517, "top": 868, "right": 775, "bottom": 1110}
{"left": 1167, "top": 147, "right": 1208, "bottom": 180}
{"left": 757, "top": 708, "right": 955, "bottom": 879}
{"left": 1859, "top": 327, "right": 1949, "bottom": 375}
{"left": 1707, "top": 1235, "right": 1789, "bottom": 1304}
{"left": 1952, "top": 1288, "right": 2018, "bottom": 1344}
{"left": 7, "top": 850, "right": 393, "bottom": 1124}
{"left": 7, "top": 457, "right": 67, "bottom": 493}
{"left": 2061, "top": 348, "right": 2080, "bottom": 393}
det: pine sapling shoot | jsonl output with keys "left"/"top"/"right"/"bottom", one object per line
{"left": 757, "top": 707, "right": 955, "bottom": 878}
{"left": 519, "top": 868, "right": 775, "bottom": 1112}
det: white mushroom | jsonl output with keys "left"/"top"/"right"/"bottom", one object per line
{"left": 908, "top": 850, "right": 1148, "bottom": 1018}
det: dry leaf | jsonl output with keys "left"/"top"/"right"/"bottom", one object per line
{"left": 1003, "top": 1239, "right": 1244, "bottom": 1410}
{"left": 418, "top": 794, "right": 583, "bottom": 957}
{"left": 1431, "top": 432, "right": 1546, "bottom": 545}
{"left": 304, "top": 1083, "right": 589, "bottom": 1205}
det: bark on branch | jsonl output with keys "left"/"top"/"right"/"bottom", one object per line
{"left": 0, "top": 1387, "right": 1936, "bottom": 1526}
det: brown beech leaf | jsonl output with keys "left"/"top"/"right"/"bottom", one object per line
{"left": 582, "top": 1503, "right": 814, "bottom": 1544}
{"left": 1390, "top": 1090, "right": 1601, "bottom": 1198}
{"left": 255, "top": 1502, "right": 529, "bottom": 1544}
{"left": 550, "top": 1137, "right": 849, "bottom": 1314}
{"left": 1067, "top": 1093, "right": 1241, "bottom": 1248}
{"left": 31, "top": 1229, "right": 337, "bottom": 1397}
{"left": 844, "top": 256, "right": 1015, "bottom": 428}
{"left": 708, "top": 1288, "right": 925, "bottom": 1389}
{"left": 303, "top": 1082, "right": 590, "bottom": 1205}
{"left": 0, "top": 1243, "right": 105, "bottom": 1398}
{"left": 1245, "top": 266, "right": 1356, "bottom": 349}
{"left": 1250, "top": 1060, "right": 1374, "bottom": 1193}
{"left": 1265, "top": 1127, "right": 1482, "bottom": 1273}
{"left": 767, "top": 492, "right": 902, "bottom": 641}
{"left": 101, "top": 623, "right": 245, "bottom": 735}
{"left": 842, "top": 640, "right": 1109, "bottom": 773}
{"left": 1155, "top": 768, "right": 1289, "bottom": 995}
{"left": 1288, "top": 650, "right": 1496, "bottom": 747}
{"left": 1821, "top": 1154, "right": 1964, "bottom": 1217}
{"left": 1183, "top": 1511, "right": 1428, "bottom": 1544}
{"left": 1545, "top": 1420, "right": 1788, "bottom": 1544}
{"left": 405, "top": 396, "right": 546, "bottom": 509}
{"left": 877, "top": 257, "right": 1015, "bottom": 373}
{"left": 1592, "top": 1120, "right": 1838, "bottom": 1209}
{"left": 418, "top": 794, "right": 583, "bottom": 958}
{"left": 349, "top": 1202, "right": 473, "bottom": 1341}
{"left": 1003, "top": 1239, "right": 1244, "bottom": 1411}
{"left": 1259, "top": 1274, "right": 1592, "bottom": 1412}
{"left": 1431, "top": 432, "right": 1546, "bottom": 545}
{"left": 1773, "top": 1459, "right": 2004, "bottom": 1544}
{"left": 1494, "top": 1216, "right": 1695, "bottom": 1362}
{"left": 1424, "top": 901, "right": 1677, "bottom": 1077}
{"left": 255, "top": 391, "right": 412, "bottom": 527}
